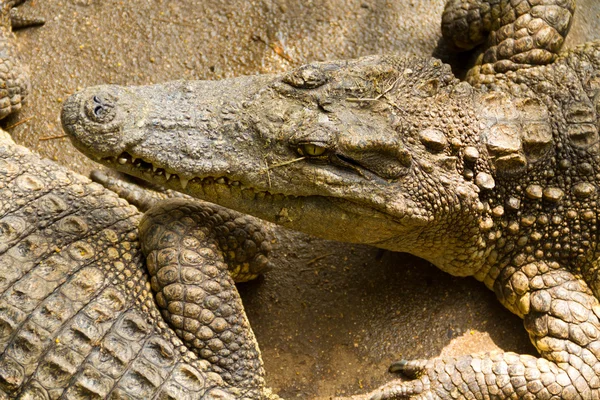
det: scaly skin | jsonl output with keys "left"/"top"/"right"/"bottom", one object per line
{"left": 89, "top": 171, "right": 276, "bottom": 283}
{"left": 62, "top": 0, "right": 600, "bottom": 397}
{"left": 442, "top": 0, "right": 575, "bottom": 86}
{"left": 91, "top": 172, "right": 280, "bottom": 388}
{"left": 0, "top": 0, "right": 43, "bottom": 119}
{"left": 0, "top": 131, "right": 282, "bottom": 399}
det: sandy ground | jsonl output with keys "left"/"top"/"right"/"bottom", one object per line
{"left": 7, "top": 0, "right": 600, "bottom": 398}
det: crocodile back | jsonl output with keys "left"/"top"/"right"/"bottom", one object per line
{"left": 471, "top": 42, "right": 600, "bottom": 296}
{"left": 0, "top": 133, "right": 234, "bottom": 399}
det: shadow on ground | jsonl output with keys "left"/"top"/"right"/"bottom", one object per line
{"left": 7, "top": 0, "right": 600, "bottom": 398}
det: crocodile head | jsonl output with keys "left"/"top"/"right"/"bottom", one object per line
{"left": 62, "top": 55, "right": 490, "bottom": 273}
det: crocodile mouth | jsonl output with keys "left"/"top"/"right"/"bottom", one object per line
{"left": 99, "top": 151, "right": 294, "bottom": 201}
{"left": 97, "top": 151, "right": 398, "bottom": 225}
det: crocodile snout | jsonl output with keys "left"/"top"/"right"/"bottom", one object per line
{"left": 61, "top": 85, "right": 147, "bottom": 159}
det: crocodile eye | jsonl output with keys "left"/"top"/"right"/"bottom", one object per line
{"left": 283, "top": 65, "right": 328, "bottom": 89}
{"left": 298, "top": 143, "right": 327, "bottom": 157}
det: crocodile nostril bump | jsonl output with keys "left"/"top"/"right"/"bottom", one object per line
{"left": 85, "top": 93, "right": 116, "bottom": 124}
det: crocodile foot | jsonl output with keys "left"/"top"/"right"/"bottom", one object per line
{"left": 367, "top": 353, "right": 582, "bottom": 399}
{"left": 90, "top": 171, "right": 280, "bottom": 398}
{"left": 442, "top": 0, "right": 575, "bottom": 85}
{"left": 363, "top": 262, "right": 600, "bottom": 399}
{"left": 0, "top": 0, "right": 43, "bottom": 119}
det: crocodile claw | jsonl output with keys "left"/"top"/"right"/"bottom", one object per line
{"left": 6, "top": 0, "right": 44, "bottom": 29}
{"left": 10, "top": 8, "right": 44, "bottom": 30}
{"left": 388, "top": 359, "right": 429, "bottom": 377}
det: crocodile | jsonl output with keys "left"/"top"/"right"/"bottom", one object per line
{"left": 61, "top": 0, "right": 600, "bottom": 398}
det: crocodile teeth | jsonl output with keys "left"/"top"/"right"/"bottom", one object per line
{"left": 107, "top": 151, "right": 271, "bottom": 197}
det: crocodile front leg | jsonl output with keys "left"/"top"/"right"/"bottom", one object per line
{"left": 138, "top": 199, "right": 277, "bottom": 399}
{"left": 0, "top": 0, "right": 43, "bottom": 119}
{"left": 367, "top": 262, "right": 600, "bottom": 399}
{"left": 442, "top": 0, "right": 575, "bottom": 85}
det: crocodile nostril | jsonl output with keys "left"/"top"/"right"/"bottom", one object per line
{"left": 85, "top": 93, "right": 116, "bottom": 124}
{"left": 94, "top": 105, "right": 107, "bottom": 117}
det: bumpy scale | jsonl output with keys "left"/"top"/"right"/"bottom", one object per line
{"left": 0, "top": 131, "right": 284, "bottom": 399}
{"left": 62, "top": 0, "right": 600, "bottom": 399}
{"left": 0, "top": 0, "right": 43, "bottom": 119}
{"left": 442, "top": 0, "right": 575, "bottom": 86}
{"left": 91, "top": 171, "right": 276, "bottom": 391}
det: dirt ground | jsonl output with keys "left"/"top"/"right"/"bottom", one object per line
{"left": 8, "top": 0, "right": 600, "bottom": 398}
